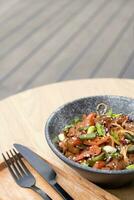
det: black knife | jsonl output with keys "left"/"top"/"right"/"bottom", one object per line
{"left": 14, "top": 144, "right": 73, "bottom": 200}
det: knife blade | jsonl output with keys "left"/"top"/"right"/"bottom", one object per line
{"left": 14, "top": 144, "right": 73, "bottom": 200}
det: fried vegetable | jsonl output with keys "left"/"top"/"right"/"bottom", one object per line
{"left": 87, "top": 153, "right": 105, "bottom": 167}
{"left": 58, "top": 105, "right": 134, "bottom": 170}
{"left": 103, "top": 145, "right": 117, "bottom": 153}
{"left": 127, "top": 145, "right": 134, "bottom": 154}
{"left": 78, "top": 126, "right": 89, "bottom": 131}
{"left": 92, "top": 153, "right": 105, "bottom": 162}
{"left": 71, "top": 117, "right": 81, "bottom": 124}
{"left": 105, "top": 152, "right": 121, "bottom": 163}
{"left": 63, "top": 124, "right": 74, "bottom": 132}
{"left": 105, "top": 152, "right": 120, "bottom": 159}
{"left": 96, "top": 123, "right": 105, "bottom": 137}
{"left": 87, "top": 159, "right": 95, "bottom": 167}
{"left": 110, "top": 131, "right": 120, "bottom": 145}
{"left": 106, "top": 108, "right": 121, "bottom": 118}
{"left": 79, "top": 133, "right": 96, "bottom": 140}
{"left": 126, "top": 164, "right": 134, "bottom": 169}
{"left": 63, "top": 117, "right": 81, "bottom": 132}
{"left": 87, "top": 126, "right": 96, "bottom": 134}
{"left": 58, "top": 133, "right": 65, "bottom": 141}
{"left": 125, "top": 133, "right": 134, "bottom": 142}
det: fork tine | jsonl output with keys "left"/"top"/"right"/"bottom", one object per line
{"left": 2, "top": 153, "right": 17, "bottom": 180}
{"left": 10, "top": 149, "right": 25, "bottom": 175}
{"left": 6, "top": 151, "right": 21, "bottom": 178}
{"left": 13, "top": 149, "right": 30, "bottom": 174}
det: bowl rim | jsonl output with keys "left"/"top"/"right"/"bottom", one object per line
{"left": 45, "top": 95, "right": 134, "bottom": 175}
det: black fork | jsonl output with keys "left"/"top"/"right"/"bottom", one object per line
{"left": 2, "top": 149, "right": 51, "bottom": 200}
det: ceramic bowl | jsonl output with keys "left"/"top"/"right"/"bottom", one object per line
{"left": 45, "top": 95, "right": 134, "bottom": 187}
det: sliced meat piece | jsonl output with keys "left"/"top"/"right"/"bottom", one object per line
{"left": 67, "top": 137, "right": 81, "bottom": 147}
{"left": 67, "top": 127, "right": 76, "bottom": 137}
{"left": 124, "top": 122, "right": 134, "bottom": 132}
{"left": 83, "top": 113, "right": 96, "bottom": 126}
{"left": 83, "top": 136, "right": 110, "bottom": 146}
{"left": 115, "top": 115, "right": 128, "bottom": 125}
{"left": 106, "top": 159, "right": 126, "bottom": 170}
{"left": 74, "top": 150, "right": 91, "bottom": 161}
{"left": 93, "top": 161, "right": 106, "bottom": 169}
{"left": 59, "top": 141, "right": 67, "bottom": 153}
{"left": 88, "top": 145, "right": 101, "bottom": 156}
{"left": 128, "top": 154, "right": 134, "bottom": 164}
{"left": 95, "top": 116, "right": 112, "bottom": 129}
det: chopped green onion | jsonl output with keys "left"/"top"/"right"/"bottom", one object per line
{"left": 63, "top": 124, "right": 74, "bottom": 132}
{"left": 79, "top": 133, "right": 96, "bottom": 140}
{"left": 105, "top": 152, "right": 120, "bottom": 163}
{"left": 106, "top": 108, "right": 113, "bottom": 117}
{"left": 105, "top": 152, "right": 118, "bottom": 159}
{"left": 87, "top": 126, "right": 96, "bottom": 134}
{"left": 78, "top": 126, "right": 89, "bottom": 131}
{"left": 71, "top": 117, "right": 81, "bottom": 124}
{"left": 87, "top": 159, "right": 95, "bottom": 167}
{"left": 84, "top": 126, "right": 90, "bottom": 130}
{"left": 112, "top": 113, "right": 122, "bottom": 118}
{"left": 96, "top": 123, "right": 105, "bottom": 137}
{"left": 92, "top": 153, "right": 105, "bottom": 162}
{"left": 63, "top": 117, "right": 81, "bottom": 132}
{"left": 87, "top": 153, "right": 105, "bottom": 166}
{"left": 106, "top": 108, "right": 121, "bottom": 118}
{"left": 126, "top": 164, "right": 134, "bottom": 170}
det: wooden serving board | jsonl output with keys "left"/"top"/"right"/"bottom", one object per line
{"left": 0, "top": 79, "right": 134, "bottom": 200}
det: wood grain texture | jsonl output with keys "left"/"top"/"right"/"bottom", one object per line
{"left": 62, "top": 0, "right": 134, "bottom": 80}
{"left": 121, "top": 51, "right": 134, "bottom": 78}
{"left": 0, "top": 79, "right": 134, "bottom": 200}
{"left": 0, "top": 0, "right": 19, "bottom": 18}
{"left": 0, "top": 0, "right": 89, "bottom": 91}
{"left": 0, "top": 0, "right": 134, "bottom": 101}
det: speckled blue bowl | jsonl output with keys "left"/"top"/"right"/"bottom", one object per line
{"left": 45, "top": 95, "right": 134, "bottom": 187}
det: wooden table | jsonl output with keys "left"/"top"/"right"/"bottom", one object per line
{"left": 0, "top": 78, "right": 134, "bottom": 200}
{"left": 0, "top": 0, "right": 134, "bottom": 100}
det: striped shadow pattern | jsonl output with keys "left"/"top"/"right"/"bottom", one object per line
{"left": 0, "top": 0, "right": 134, "bottom": 100}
